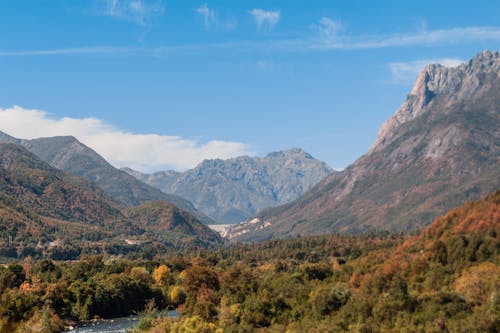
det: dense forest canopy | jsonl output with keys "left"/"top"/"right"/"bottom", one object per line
{"left": 0, "top": 191, "right": 498, "bottom": 332}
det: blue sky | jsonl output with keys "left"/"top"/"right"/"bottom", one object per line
{"left": 1, "top": 0, "right": 500, "bottom": 171}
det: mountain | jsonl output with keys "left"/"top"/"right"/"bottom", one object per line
{"left": 124, "top": 202, "right": 223, "bottom": 246}
{"left": 124, "top": 148, "right": 333, "bottom": 223}
{"left": 231, "top": 50, "right": 500, "bottom": 241}
{"left": 0, "top": 133, "right": 214, "bottom": 224}
{"left": 0, "top": 143, "right": 222, "bottom": 259}
{"left": 0, "top": 143, "right": 129, "bottom": 228}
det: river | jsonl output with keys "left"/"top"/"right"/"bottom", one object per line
{"left": 68, "top": 310, "right": 179, "bottom": 333}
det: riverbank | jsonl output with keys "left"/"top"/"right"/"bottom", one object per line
{"left": 68, "top": 310, "right": 179, "bottom": 333}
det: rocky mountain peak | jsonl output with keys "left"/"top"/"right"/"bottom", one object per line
{"left": 372, "top": 50, "right": 500, "bottom": 151}
{"left": 468, "top": 50, "right": 500, "bottom": 70}
{"left": 198, "top": 158, "right": 225, "bottom": 168}
{"left": 232, "top": 51, "right": 499, "bottom": 241}
{"left": 266, "top": 147, "right": 309, "bottom": 158}
{"left": 125, "top": 148, "right": 332, "bottom": 223}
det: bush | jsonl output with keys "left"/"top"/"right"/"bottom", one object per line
{"left": 310, "top": 286, "right": 350, "bottom": 317}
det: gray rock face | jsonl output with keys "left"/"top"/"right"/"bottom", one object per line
{"left": 373, "top": 50, "right": 500, "bottom": 150}
{"left": 124, "top": 148, "right": 333, "bottom": 223}
{"left": 0, "top": 133, "right": 215, "bottom": 224}
{"left": 231, "top": 50, "right": 500, "bottom": 241}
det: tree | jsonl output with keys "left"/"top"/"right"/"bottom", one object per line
{"left": 183, "top": 266, "right": 219, "bottom": 293}
{"left": 171, "top": 315, "right": 221, "bottom": 333}
{"left": 455, "top": 262, "right": 500, "bottom": 305}
{"left": 193, "top": 287, "right": 219, "bottom": 321}
{"left": 7, "top": 264, "right": 25, "bottom": 288}
{"left": 152, "top": 265, "right": 173, "bottom": 287}
{"left": 309, "top": 286, "right": 350, "bottom": 317}
{"left": 430, "top": 240, "right": 448, "bottom": 265}
{"left": 169, "top": 286, "right": 187, "bottom": 307}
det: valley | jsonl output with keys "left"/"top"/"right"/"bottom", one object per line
{"left": 0, "top": 5, "right": 499, "bottom": 330}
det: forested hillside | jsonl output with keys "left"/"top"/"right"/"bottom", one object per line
{"left": 0, "top": 143, "right": 223, "bottom": 260}
{"left": 0, "top": 191, "right": 497, "bottom": 332}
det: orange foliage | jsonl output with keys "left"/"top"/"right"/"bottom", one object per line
{"left": 425, "top": 191, "right": 500, "bottom": 239}
{"left": 349, "top": 273, "right": 360, "bottom": 288}
{"left": 19, "top": 276, "right": 42, "bottom": 294}
{"left": 358, "top": 273, "right": 373, "bottom": 290}
{"left": 382, "top": 261, "right": 401, "bottom": 277}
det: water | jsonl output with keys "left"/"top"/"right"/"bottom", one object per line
{"left": 68, "top": 310, "right": 179, "bottom": 333}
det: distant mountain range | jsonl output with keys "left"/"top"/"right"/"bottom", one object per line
{"left": 0, "top": 142, "right": 222, "bottom": 259}
{"left": 0, "top": 131, "right": 214, "bottom": 225}
{"left": 2, "top": 50, "right": 498, "bottom": 249}
{"left": 123, "top": 148, "right": 333, "bottom": 224}
{"left": 227, "top": 50, "right": 500, "bottom": 241}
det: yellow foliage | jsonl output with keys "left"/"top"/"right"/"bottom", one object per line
{"left": 229, "top": 303, "right": 241, "bottom": 317}
{"left": 153, "top": 265, "right": 172, "bottom": 286}
{"left": 177, "top": 270, "right": 187, "bottom": 283}
{"left": 170, "top": 315, "right": 221, "bottom": 333}
{"left": 455, "top": 262, "right": 500, "bottom": 305}
{"left": 169, "top": 286, "right": 187, "bottom": 306}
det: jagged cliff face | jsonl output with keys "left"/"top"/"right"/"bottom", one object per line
{"left": 374, "top": 50, "right": 500, "bottom": 151}
{"left": 232, "top": 51, "right": 500, "bottom": 241}
{"left": 125, "top": 148, "right": 333, "bottom": 224}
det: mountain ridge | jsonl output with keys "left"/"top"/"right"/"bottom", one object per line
{"left": 229, "top": 50, "right": 500, "bottom": 241}
{"left": 0, "top": 142, "right": 223, "bottom": 258}
{"left": 124, "top": 147, "right": 333, "bottom": 223}
{"left": 0, "top": 133, "right": 215, "bottom": 225}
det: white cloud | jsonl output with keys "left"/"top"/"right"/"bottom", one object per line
{"left": 195, "top": 4, "right": 237, "bottom": 31}
{"left": 101, "top": 0, "right": 164, "bottom": 26}
{"left": 0, "top": 46, "right": 137, "bottom": 57}
{"left": 2, "top": 25, "right": 500, "bottom": 57}
{"left": 316, "top": 17, "right": 343, "bottom": 43}
{"left": 249, "top": 9, "right": 280, "bottom": 31}
{"left": 0, "top": 106, "right": 251, "bottom": 172}
{"left": 389, "top": 58, "right": 465, "bottom": 83}
{"left": 313, "top": 25, "right": 500, "bottom": 50}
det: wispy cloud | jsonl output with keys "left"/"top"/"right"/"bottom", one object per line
{"left": 249, "top": 9, "right": 280, "bottom": 32}
{"left": 253, "top": 60, "right": 295, "bottom": 76}
{"left": 195, "top": 4, "right": 237, "bottom": 31}
{"left": 2, "top": 25, "right": 500, "bottom": 57}
{"left": 100, "top": 0, "right": 164, "bottom": 26}
{"left": 300, "top": 20, "right": 500, "bottom": 51}
{"left": 195, "top": 4, "right": 215, "bottom": 30}
{"left": 0, "top": 46, "right": 137, "bottom": 57}
{"left": 0, "top": 106, "right": 251, "bottom": 172}
{"left": 338, "top": 26, "right": 500, "bottom": 50}
{"left": 315, "top": 17, "right": 343, "bottom": 43}
{"left": 307, "top": 20, "right": 500, "bottom": 50}
{"left": 389, "top": 58, "right": 465, "bottom": 83}
{"left": 256, "top": 60, "right": 275, "bottom": 71}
